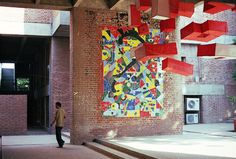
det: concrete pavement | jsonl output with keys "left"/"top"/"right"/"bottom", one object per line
{"left": 2, "top": 123, "right": 236, "bottom": 159}
{"left": 107, "top": 123, "right": 236, "bottom": 159}
{"left": 3, "top": 144, "right": 111, "bottom": 159}
{"left": 2, "top": 134, "right": 111, "bottom": 159}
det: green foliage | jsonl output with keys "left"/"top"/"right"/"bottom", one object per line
{"left": 17, "top": 78, "right": 29, "bottom": 91}
{"left": 233, "top": 63, "right": 236, "bottom": 81}
{"left": 227, "top": 96, "right": 236, "bottom": 105}
{"left": 233, "top": 39, "right": 236, "bottom": 45}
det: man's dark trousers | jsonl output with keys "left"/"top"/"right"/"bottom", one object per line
{"left": 56, "top": 126, "right": 64, "bottom": 147}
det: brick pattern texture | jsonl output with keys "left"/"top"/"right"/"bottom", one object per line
{"left": 0, "top": 95, "right": 27, "bottom": 135}
{"left": 50, "top": 37, "right": 72, "bottom": 131}
{"left": 200, "top": 59, "right": 236, "bottom": 122}
{"left": 70, "top": 8, "right": 183, "bottom": 144}
{"left": 24, "top": 9, "right": 52, "bottom": 23}
{"left": 178, "top": 2, "right": 236, "bottom": 123}
{"left": 181, "top": 46, "right": 236, "bottom": 123}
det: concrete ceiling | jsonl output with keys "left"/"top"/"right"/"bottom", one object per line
{"left": 0, "top": 0, "right": 134, "bottom": 10}
{"left": 0, "top": 0, "right": 116, "bottom": 10}
{"left": 0, "top": 0, "right": 234, "bottom": 11}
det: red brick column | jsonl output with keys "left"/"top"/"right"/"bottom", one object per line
{"left": 70, "top": 7, "right": 183, "bottom": 144}
{"left": 50, "top": 37, "right": 72, "bottom": 131}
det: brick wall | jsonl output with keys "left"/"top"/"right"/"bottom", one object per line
{"left": 178, "top": 2, "right": 236, "bottom": 123}
{"left": 50, "top": 37, "right": 72, "bottom": 131}
{"left": 70, "top": 8, "right": 183, "bottom": 144}
{"left": 181, "top": 45, "right": 236, "bottom": 123}
{"left": 200, "top": 59, "right": 236, "bottom": 122}
{"left": 24, "top": 9, "right": 52, "bottom": 24}
{"left": 0, "top": 95, "right": 27, "bottom": 135}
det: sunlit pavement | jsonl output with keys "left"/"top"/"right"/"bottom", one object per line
{"left": 2, "top": 135, "right": 111, "bottom": 159}
{"left": 108, "top": 123, "right": 236, "bottom": 159}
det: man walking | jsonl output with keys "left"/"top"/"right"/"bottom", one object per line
{"left": 50, "top": 102, "right": 66, "bottom": 148}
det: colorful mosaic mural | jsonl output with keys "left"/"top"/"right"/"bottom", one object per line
{"left": 101, "top": 26, "right": 165, "bottom": 117}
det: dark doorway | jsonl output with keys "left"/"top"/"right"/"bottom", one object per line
{"left": 0, "top": 36, "right": 50, "bottom": 130}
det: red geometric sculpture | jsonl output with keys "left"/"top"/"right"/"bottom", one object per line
{"left": 130, "top": 4, "right": 142, "bottom": 26}
{"left": 152, "top": 0, "right": 194, "bottom": 19}
{"left": 138, "top": 23, "right": 149, "bottom": 35}
{"left": 144, "top": 43, "right": 178, "bottom": 56}
{"left": 204, "top": 1, "right": 233, "bottom": 14}
{"left": 160, "top": 18, "right": 176, "bottom": 33}
{"left": 169, "top": 0, "right": 179, "bottom": 18}
{"left": 197, "top": 43, "right": 216, "bottom": 57}
{"left": 136, "top": 0, "right": 152, "bottom": 11}
{"left": 152, "top": 0, "right": 170, "bottom": 19}
{"left": 162, "top": 58, "right": 193, "bottom": 76}
{"left": 178, "top": 2, "right": 195, "bottom": 18}
{"left": 201, "top": 20, "right": 228, "bottom": 36}
{"left": 181, "top": 22, "right": 202, "bottom": 40}
{"left": 197, "top": 43, "right": 236, "bottom": 58}
{"left": 232, "top": 5, "right": 236, "bottom": 12}
{"left": 181, "top": 20, "right": 228, "bottom": 42}
{"left": 134, "top": 43, "right": 178, "bottom": 61}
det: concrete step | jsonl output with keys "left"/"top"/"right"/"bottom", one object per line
{"left": 224, "top": 117, "right": 235, "bottom": 123}
{"left": 94, "top": 139, "right": 157, "bottom": 159}
{"left": 84, "top": 142, "right": 138, "bottom": 159}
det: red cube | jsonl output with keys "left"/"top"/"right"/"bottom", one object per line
{"left": 178, "top": 2, "right": 194, "bottom": 18}
{"left": 204, "top": 1, "right": 233, "bottom": 14}
{"left": 136, "top": 0, "right": 151, "bottom": 11}
{"left": 197, "top": 44, "right": 216, "bottom": 57}
{"left": 160, "top": 18, "right": 175, "bottom": 33}
{"left": 202, "top": 20, "right": 228, "bottom": 36}
{"left": 130, "top": 4, "right": 142, "bottom": 26}
{"left": 162, "top": 58, "right": 193, "bottom": 76}
{"left": 181, "top": 22, "right": 202, "bottom": 40}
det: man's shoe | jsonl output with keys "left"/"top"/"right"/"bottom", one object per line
{"left": 57, "top": 146, "right": 63, "bottom": 148}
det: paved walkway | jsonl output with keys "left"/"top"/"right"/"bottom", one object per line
{"left": 1, "top": 123, "right": 236, "bottom": 159}
{"left": 2, "top": 134, "right": 110, "bottom": 159}
{"left": 108, "top": 123, "right": 236, "bottom": 159}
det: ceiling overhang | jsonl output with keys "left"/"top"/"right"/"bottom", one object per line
{"left": 0, "top": 0, "right": 234, "bottom": 11}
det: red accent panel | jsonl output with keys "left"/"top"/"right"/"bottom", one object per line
{"left": 181, "top": 22, "right": 202, "bottom": 40}
{"left": 160, "top": 18, "right": 175, "bottom": 33}
{"left": 134, "top": 43, "right": 177, "bottom": 61}
{"left": 232, "top": 5, "right": 236, "bottom": 12}
{"left": 152, "top": 0, "right": 170, "bottom": 19}
{"left": 130, "top": 5, "right": 142, "bottom": 26}
{"left": 145, "top": 43, "right": 178, "bottom": 56}
{"left": 197, "top": 44, "right": 216, "bottom": 57}
{"left": 136, "top": 0, "right": 151, "bottom": 11}
{"left": 169, "top": 0, "right": 179, "bottom": 18}
{"left": 181, "top": 20, "right": 228, "bottom": 42}
{"left": 152, "top": 0, "right": 194, "bottom": 19}
{"left": 204, "top": 1, "right": 233, "bottom": 14}
{"left": 202, "top": 20, "right": 228, "bottom": 36}
{"left": 138, "top": 23, "right": 149, "bottom": 35}
{"left": 162, "top": 58, "right": 193, "bottom": 76}
{"left": 178, "top": 2, "right": 194, "bottom": 18}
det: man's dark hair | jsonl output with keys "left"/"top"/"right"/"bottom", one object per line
{"left": 56, "top": 102, "right": 61, "bottom": 107}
